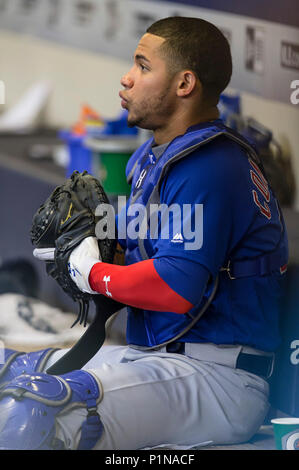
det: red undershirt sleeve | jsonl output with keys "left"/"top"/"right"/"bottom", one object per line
{"left": 88, "top": 259, "right": 193, "bottom": 314}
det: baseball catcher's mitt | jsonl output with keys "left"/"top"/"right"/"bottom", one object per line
{"left": 30, "top": 170, "right": 117, "bottom": 327}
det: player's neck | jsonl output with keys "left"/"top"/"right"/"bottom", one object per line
{"left": 153, "top": 105, "right": 219, "bottom": 146}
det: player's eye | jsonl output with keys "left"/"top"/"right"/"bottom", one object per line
{"left": 138, "top": 62, "right": 149, "bottom": 72}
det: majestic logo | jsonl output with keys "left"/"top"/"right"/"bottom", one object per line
{"left": 171, "top": 232, "right": 184, "bottom": 243}
{"left": 103, "top": 275, "right": 112, "bottom": 297}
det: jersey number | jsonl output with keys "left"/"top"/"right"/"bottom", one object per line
{"left": 249, "top": 159, "right": 271, "bottom": 220}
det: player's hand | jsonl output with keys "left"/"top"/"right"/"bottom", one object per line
{"left": 67, "top": 237, "right": 101, "bottom": 294}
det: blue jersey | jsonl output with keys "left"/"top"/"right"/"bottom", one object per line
{"left": 117, "top": 120, "right": 288, "bottom": 351}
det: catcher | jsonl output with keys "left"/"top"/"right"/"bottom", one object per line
{"left": 0, "top": 17, "right": 288, "bottom": 450}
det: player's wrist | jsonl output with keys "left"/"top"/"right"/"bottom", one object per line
{"left": 68, "top": 255, "right": 100, "bottom": 295}
{"left": 68, "top": 237, "right": 102, "bottom": 295}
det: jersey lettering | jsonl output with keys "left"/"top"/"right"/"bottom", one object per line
{"left": 249, "top": 159, "right": 272, "bottom": 219}
{"left": 250, "top": 170, "right": 270, "bottom": 202}
{"left": 252, "top": 190, "right": 271, "bottom": 219}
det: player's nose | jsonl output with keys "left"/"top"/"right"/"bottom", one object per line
{"left": 120, "top": 68, "right": 134, "bottom": 89}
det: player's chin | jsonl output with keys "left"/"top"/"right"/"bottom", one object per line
{"left": 127, "top": 109, "right": 149, "bottom": 129}
{"left": 127, "top": 112, "right": 141, "bottom": 128}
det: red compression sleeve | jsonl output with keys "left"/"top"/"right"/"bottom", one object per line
{"left": 89, "top": 259, "right": 193, "bottom": 314}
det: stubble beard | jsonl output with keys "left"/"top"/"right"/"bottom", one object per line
{"left": 127, "top": 84, "right": 175, "bottom": 130}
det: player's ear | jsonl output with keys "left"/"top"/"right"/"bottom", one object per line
{"left": 176, "top": 70, "right": 199, "bottom": 97}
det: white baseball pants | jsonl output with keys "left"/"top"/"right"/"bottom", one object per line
{"left": 44, "top": 343, "right": 270, "bottom": 450}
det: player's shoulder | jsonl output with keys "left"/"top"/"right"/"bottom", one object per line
{"left": 169, "top": 133, "right": 251, "bottom": 187}
{"left": 195, "top": 133, "right": 250, "bottom": 167}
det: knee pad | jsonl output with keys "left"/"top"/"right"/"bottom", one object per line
{"left": 0, "top": 369, "right": 103, "bottom": 450}
{"left": 0, "top": 348, "right": 58, "bottom": 388}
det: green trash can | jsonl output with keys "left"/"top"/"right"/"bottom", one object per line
{"left": 85, "top": 137, "right": 139, "bottom": 196}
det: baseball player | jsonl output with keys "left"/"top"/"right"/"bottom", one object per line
{"left": 0, "top": 17, "right": 288, "bottom": 450}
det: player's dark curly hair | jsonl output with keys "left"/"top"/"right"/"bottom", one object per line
{"left": 146, "top": 17, "right": 232, "bottom": 105}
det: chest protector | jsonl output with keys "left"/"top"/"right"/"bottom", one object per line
{"left": 123, "top": 121, "right": 287, "bottom": 348}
